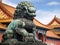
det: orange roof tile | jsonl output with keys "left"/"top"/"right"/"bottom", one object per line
{"left": 0, "top": 9, "right": 10, "bottom": 19}
{"left": 2, "top": 3, "right": 15, "bottom": 16}
{"left": 0, "top": 2, "right": 14, "bottom": 22}
{"left": 53, "top": 31, "right": 60, "bottom": 34}
{"left": 0, "top": 3, "right": 12, "bottom": 18}
{"left": 33, "top": 18, "right": 50, "bottom": 29}
{"left": 0, "top": 25, "right": 6, "bottom": 30}
{"left": 46, "top": 30, "right": 60, "bottom": 39}
{"left": 0, "top": 19, "right": 13, "bottom": 22}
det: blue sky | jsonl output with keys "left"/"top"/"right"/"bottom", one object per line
{"left": 2, "top": 0, "right": 60, "bottom": 24}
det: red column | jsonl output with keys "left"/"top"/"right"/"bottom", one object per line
{"left": 0, "top": 33, "right": 3, "bottom": 43}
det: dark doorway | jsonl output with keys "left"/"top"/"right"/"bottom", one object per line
{"left": 38, "top": 33, "right": 43, "bottom": 41}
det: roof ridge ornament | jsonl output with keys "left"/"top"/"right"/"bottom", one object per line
{"left": 55, "top": 15, "right": 56, "bottom": 18}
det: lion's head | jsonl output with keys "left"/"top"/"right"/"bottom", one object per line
{"left": 14, "top": 1, "right": 36, "bottom": 20}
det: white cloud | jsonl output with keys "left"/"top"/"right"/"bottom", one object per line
{"left": 2, "top": 0, "right": 17, "bottom": 7}
{"left": 36, "top": 10, "right": 60, "bottom": 24}
{"left": 2, "top": 0, "right": 41, "bottom": 7}
{"left": 47, "top": 1, "right": 60, "bottom": 6}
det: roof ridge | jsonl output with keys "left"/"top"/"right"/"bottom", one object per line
{"left": 47, "top": 16, "right": 60, "bottom": 26}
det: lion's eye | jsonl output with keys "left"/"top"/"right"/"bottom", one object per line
{"left": 28, "top": 9, "right": 32, "bottom": 13}
{"left": 23, "top": 6, "right": 27, "bottom": 10}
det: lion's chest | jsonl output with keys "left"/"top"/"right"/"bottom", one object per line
{"left": 22, "top": 19, "right": 35, "bottom": 33}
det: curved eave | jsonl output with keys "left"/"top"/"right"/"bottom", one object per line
{"left": 46, "top": 35, "right": 60, "bottom": 39}
{"left": 54, "top": 31, "right": 60, "bottom": 34}
{"left": 34, "top": 18, "right": 50, "bottom": 29}
{"left": 46, "top": 30, "right": 60, "bottom": 39}
{"left": 0, "top": 25, "right": 6, "bottom": 30}
{"left": 36, "top": 26, "right": 49, "bottom": 30}
{"left": 0, "top": 19, "right": 13, "bottom": 23}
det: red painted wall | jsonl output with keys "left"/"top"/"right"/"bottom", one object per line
{"left": 36, "top": 33, "right": 60, "bottom": 45}
{"left": 46, "top": 39, "right": 60, "bottom": 45}
{"left": 0, "top": 33, "right": 3, "bottom": 43}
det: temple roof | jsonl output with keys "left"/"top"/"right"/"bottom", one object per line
{"left": 47, "top": 16, "right": 60, "bottom": 28}
{"left": 0, "top": 1, "right": 15, "bottom": 29}
{"left": 33, "top": 18, "right": 50, "bottom": 29}
{"left": 2, "top": 3, "right": 15, "bottom": 16}
{"left": 0, "top": 8, "right": 13, "bottom": 22}
{"left": 46, "top": 30, "right": 60, "bottom": 39}
{"left": 0, "top": 2, "right": 15, "bottom": 22}
{"left": 46, "top": 16, "right": 60, "bottom": 35}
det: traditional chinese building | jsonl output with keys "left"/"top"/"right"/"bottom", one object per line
{"left": 0, "top": 0, "right": 60, "bottom": 45}
{"left": 0, "top": 0, "right": 15, "bottom": 42}
{"left": 33, "top": 17, "right": 60, "bottom": 45}
{"left": 46, "top": 16, "right": 60, "bottom": 45}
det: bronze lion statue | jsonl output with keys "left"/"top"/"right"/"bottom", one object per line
{"left": 2, "top": 1, "right": 47, "bottom": 45}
